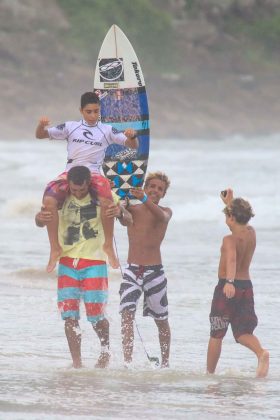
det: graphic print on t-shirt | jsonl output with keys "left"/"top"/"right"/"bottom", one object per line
{"left": 63, "top": 200, "right": 98, "bottom": 246}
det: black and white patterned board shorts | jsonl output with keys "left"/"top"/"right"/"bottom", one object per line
{"left": 119, "top": 264, "right": 168, "bottom": 320}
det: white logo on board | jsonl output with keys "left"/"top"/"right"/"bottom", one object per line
{"left": 99, "top": 58, "right": 124, "bottom": 82}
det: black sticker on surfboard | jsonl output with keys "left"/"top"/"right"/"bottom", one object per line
{"left": 99, "top": 58, "right": 124, "bottom": 82}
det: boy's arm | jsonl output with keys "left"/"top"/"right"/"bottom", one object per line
{"left": 117, "top": 205, "right": 133, "bottom": 226}
{"left": 124, "top": 128, "right": 139, "bottom": 149}
{"left": 35, "top": 206, "right": 53, "bottom": 227}
{"left": 130, "top": 187, "right": 172, "bottom": 224}
{"left": 222, "top": 235, "right": 236, "bottom": 298}
{"left": 220, "top": 188, "right": 233, "bottom": 206}
{"left": 105, "top": 202, "right": 133, "bottom": 226}
{"left": 36, "top": 116, "right": 50, "bottom": 139}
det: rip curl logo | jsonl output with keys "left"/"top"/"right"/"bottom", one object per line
{"left": 99, "top": 58, "right": 124, "bottom": 82}
{"left": 112, "top": 127, "right": 121, "bottom": 134}
{"left": 83, "top": 129, "right": 93, "bottom": 140}
{"left": 56, "top": 123, "right": 65, "bottom": 131}
{"left": 72, "top": 133, "right": 102, "bottom": 146}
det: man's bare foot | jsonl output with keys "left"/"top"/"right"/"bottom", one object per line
{"left": 95, "top": 352, "right": 110, "bottom": 368}
{"left": 46, "top": 247, "right": 62, "bottom": 273}
{"left": 103, "top": 244, "right": 119, "bottom": 269}
{"left": 72, "top": 360, "right": 83, "bottom": 369}
{"left": 161, "top": 362, "right": 169, "bottom": 369}
{"left": 256, "top": 350, "right": 269, "bottom": 378}
{"left": 124, "top": 361, "right": 132, "bottom": 369}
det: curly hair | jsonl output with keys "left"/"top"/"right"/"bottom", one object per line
{"left": 223, "top": 198, "right": 255, "bottom": 225}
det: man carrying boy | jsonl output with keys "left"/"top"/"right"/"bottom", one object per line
{"left": 36, "top": 166, "right": 121, "bottom": 368}
{"left": 108, "top": 171, "right": 172, "bottom": 368}
{"left": 36, "top": 91, "right": 138, "bottom": 272}
{"left": 207, "top": 188, "right": 269, "bottom": 377}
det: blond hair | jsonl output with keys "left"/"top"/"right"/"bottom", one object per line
{"left": 223, "top": 198, "right": 255, "bottom": 224}
{"left": 144, "top": 171, "right": 170, "bottom": 193}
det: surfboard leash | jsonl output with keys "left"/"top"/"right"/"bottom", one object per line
{"left": 113, "top": 235, "right": 160, "bottom": 366}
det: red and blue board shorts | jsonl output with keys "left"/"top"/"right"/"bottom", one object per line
{"left": 57, "top": 257, "right": 108, "bottom": 324}
{"left": 43, "top": 171, "right": 112, "bottom": 209}
{"left": 209, "top": 279, "right": 258, "bottom": 342}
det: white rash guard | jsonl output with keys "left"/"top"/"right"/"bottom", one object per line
{"left": 48, "top": 119, "right": 127, "bottom": 173}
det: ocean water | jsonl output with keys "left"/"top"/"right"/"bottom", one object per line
{"left": 0, "top": 136, "right": 280, "bottom": 419}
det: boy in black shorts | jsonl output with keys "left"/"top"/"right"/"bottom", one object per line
{"left": 207, "top": 188, "right": 269, "bottom": 378}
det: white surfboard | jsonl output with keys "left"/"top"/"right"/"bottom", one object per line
{"left": 94, "top": 24, "right": 150, "bottom": 198}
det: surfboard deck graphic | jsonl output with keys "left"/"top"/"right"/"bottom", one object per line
{"left": 94, "top": 24, "right": 150, "bottom": 198}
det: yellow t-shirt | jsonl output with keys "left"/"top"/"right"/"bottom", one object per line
{"left": 58, "top": 193, "right": 119, "bottom": 261}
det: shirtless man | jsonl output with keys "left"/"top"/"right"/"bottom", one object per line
{"left": 206, "top": 188, "right": 269, "bottom": 378}
{"left": 108, "top": 171, "right": 172, "bottom": 368}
